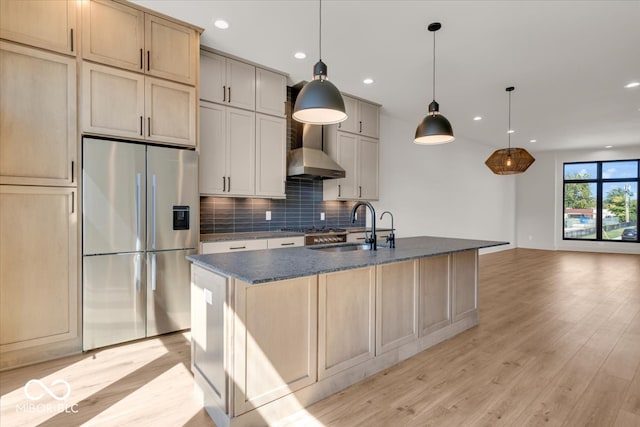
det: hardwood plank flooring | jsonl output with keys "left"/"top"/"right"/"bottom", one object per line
{"left": 1, "top": 249, "right": 639, "bottom": 427}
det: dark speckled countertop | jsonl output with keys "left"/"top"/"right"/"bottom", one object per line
{"left": 188, "top": 236, "right": 508, "bottom": 284}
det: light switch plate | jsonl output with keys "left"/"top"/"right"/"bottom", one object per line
{"left": 203, "top": 288, "right": 213, "bottom": 305}
{"left": 320, "top": 212, "right": 325, "bottom": 221}
{"left": 266, "top": 211, "right": 271, "bottom": 221}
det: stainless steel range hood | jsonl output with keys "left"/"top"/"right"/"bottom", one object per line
{"left": 287, "top": 124, "right": 345, "bottom": 179}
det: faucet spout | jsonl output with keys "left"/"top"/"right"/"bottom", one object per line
{"left": 350, "top": 201, "right": 377, "bottom": 250}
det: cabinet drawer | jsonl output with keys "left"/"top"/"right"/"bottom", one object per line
{"left": 266, "top": 236, "right": 304, "bottom": 249}
{"left": 201, "top": 239, "right": 268, "bottom": 254}
{"left": 347, "top": 231, "right": 391, "bottom": 243}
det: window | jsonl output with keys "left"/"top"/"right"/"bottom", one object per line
{"left": 563, "top": 160, "right": 638, "bottom": 242}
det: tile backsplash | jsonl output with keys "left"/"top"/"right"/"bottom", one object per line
{"left": 200, "top": 179, "right": 365, "bottom": 234}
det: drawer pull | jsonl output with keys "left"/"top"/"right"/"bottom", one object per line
{"left": 229, "top": 246, "right": 246, "bottom": 250}
{"left": 280, "top": 242, "right": 295, "bottom": 246}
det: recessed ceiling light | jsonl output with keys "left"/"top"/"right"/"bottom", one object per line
{"left": 529, "top": 139, "right": 537, "bottom": 143}
{"left": 473, "top": 116, "right": 482, "bottom": 121}
{"left": 363, "top": 78, "right": 374, "bottom": 85}
{"left": 214, "top": 20, "right": 229, "bottom": 30}
{"left": 507, "top": 129, "right": 515, "bottom": 134}
{"left": 294, "top": 52, "right": 306, "bottom": 59}
{"left": 625, "top": 82, "right": 639, "bottom": 88}
{"left": 605, "top": 145, "right": 613, "bottom": 149}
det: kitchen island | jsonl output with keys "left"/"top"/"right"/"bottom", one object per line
{"left": 188, "top": 236, "right": 507, "bottom": 427}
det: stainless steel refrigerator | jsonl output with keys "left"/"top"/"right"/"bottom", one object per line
{"left": 82, "top": 137, "right": 198, "bottom": 350}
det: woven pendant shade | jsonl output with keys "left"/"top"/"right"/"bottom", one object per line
{"left": 485, "top": 147, "right": 535, "bottom": 175}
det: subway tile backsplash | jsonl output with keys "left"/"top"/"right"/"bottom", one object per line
{"left": 200, "top": 179, "right": 365, "bottom": 234}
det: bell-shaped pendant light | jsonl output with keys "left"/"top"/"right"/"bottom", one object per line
{"left": 293, "top": 0, "right": 347, "bottom": 125}
{"left": 485, "top": 87, "right": 535, "bottom": 175}
{"left": 415, "top": 22, "right": 454, "bottom": 145}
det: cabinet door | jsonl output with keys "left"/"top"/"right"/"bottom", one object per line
{"left": 452, "top": 250, "right": 478, "bottom": 322}
{"left": 358, "top": 100, "right": 379, "bottom": 138}
{"left": 81, "top": 0, "right": 144, "bottom": 71}
{"left": 376, "top": 260, "right": 418, "bottom": 355}
{"left": 145, "top": 14, "right": 197, "bottom": 85}
{"left": 337, "top": 95, "right": 358, "bottom": 134}
{"left": 358, "top": 136, "right": 379, "bottom": 200}
{"left": 226, "top": 58, "right": 255, "bottom": 111}
{"left": 256, "top": 68, "right": 286, "bottom": 117}
{"left": 199, "top": 102, "right": 227, "bottom": 194}
{"left": 200, "top": 51, "right": 226, "bottom": 104}
{"left": 81, "top": 62, "right": 145, "bottom": 139}
{"left": 226, "top": 108, "right": 255, "bottom": 196}
{"left": 0, "top": 0, "right": 76, "bottom": 56}
{"left": 234, "top": 277, "right": 317, "bottom": 415}
{"left": 0, "top": 42, "right": 76, "bottom": 186}
{"left": 145, "top": 77, "right": 196, "bottom": 146}
{"left": 420, "top": 255, "right": 451, "bottom": 336}
{"left": 0, "top": 186, "right": 78, "bottom": 352}
{"left": 335, "top": 132, "right": 358, "bottom": 199}
{"left": 318, "top": 267, "right": 375, "bottom": 379}
{"left": 255, "top": 114, "right": 285, "bottom": 198}
{"left": 201, "top": 239, "right": 268, "bottom": 254}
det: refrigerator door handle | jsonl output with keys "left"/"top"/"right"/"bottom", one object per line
{"left": 151, "top": 253, "right": 157, "bottom": 291}
{"left": 136, "top": 173, "right": 142, "bottom": 251}
{"left": 152, "top": 174, "right": 157, "bottom": 250}
{"left": 135, "top": 253, "right": 142, "bottom": 292}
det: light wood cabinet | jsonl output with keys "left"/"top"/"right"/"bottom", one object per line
{"left": 200, "top": 51, "right": 255, "bottom": 110}
{"left": 0, "top": 186, "right": 79, "bottom": 368}
{"left": 201, "top": 239, "right": 268, "bottom": 254}
{"left": 82, "top": 0, "right": 198, "bottom": 85}
{"left": 266, "top": 236, "right": 305, "bottom": 248}
{"left": 199, "top": 102, "right": 255, "bottom": 196}
{"left": 376, "top": 260, "right": 419, "bottom": 355}
{"left": 256, "top": 68, "right": 286, "bottom": 117}
{"left": 323, "top": 131, "right": 379, "bottom": 201}
{"left": 255, "top": 114, "right": 286, "bottom": 198}
{"left": 0, "top": 42, "right": 77, "bottom": 187}
{"left": 318, "top": 267, "right": 375, "bottom": 379}
{"left": 337, "top": 95, "right": 379, "bottom": 138}
{"left": 0, "top": 0, "right": 77, "bottom": 56}
{"left": 419, "top": 255, "right": 451, "bottom": 336}
{"left": 82, "top": 62, "right": 195, "bottom": 146}
{"left": 233, "top": 276, "right": 317, "bottom": 415}
{"left": 452, "top": 250, "right": 478, "bottom": 321}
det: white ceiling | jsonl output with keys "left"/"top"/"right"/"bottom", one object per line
{"left": 133, "top": 0, "right": 640, "bottom": 152}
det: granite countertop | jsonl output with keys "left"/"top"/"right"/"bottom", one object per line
{"left": 188, "top": 236, "right": 508, "bottom": 284}
{"left": 201, "top": 231, "right": 304, "bottom": 242}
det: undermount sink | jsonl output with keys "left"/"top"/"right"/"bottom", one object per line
{"left": 310, "top": 243, "right": 389, "bottom": 253}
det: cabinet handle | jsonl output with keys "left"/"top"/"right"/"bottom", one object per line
{"left": 359, "top": 186, "right": 362, "bottom": 198}
{"left": 140, "top": 49, "right": 143, "bottom": 69}
{"left": 147, "top": 117, "right": 151, "bottom": 136}
{"left": 229, "top": 246, "right": 246, "bottom": 250}
{"left": 70, "top": 29, "right": 74, "bottom": 52}
{"left": 359, "top": 121, "right": 363, "bottom": 133}
{"left": 222, "top": 176, "right": 226, "bottom": 192}
{"left": 228, "top": 86, "right": 231, "bottom": 103}
{"left": 356, "top": 237, "right": 366, "bottom": 241}
{"left": 140, "top": 116, "right": 143, "bottom": 136}
{"left": 338, "top": 122, "right": 341, "bottom": 129}
{"left": 223, "top": 85, "right": 226, "bottom": 102}
{"left": 147, "top": 50, "right": 150, "bottom": 71}
{"left": 70, "top": 190, "right": 75, "bottom": 214}
{"left": 338, "top": 184, "right": 341, "bottom": 198}
{"left": 280, "top": 242, "right": 296, "bottom": 246}
{"left": 227, "top": 176, "right": 231, "bottom": 192}
{"left": 71, "top": 160, "right": 74, "bottom": 183}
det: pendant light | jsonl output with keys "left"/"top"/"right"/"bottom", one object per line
{"left": 485, "top": 87, "right": 535, "bottom": 175}
{"left": 414, "top": 22, "right": 454, "bottom": 145}
{"left": 293, "top": 0, "right": 347, "bottom": 125}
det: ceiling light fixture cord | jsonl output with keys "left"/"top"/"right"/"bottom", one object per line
{"left": 319, "top": 0, "right": 322, "bottom": 61}
{"left": 508, "top": 89, "right": 511, "bottom": 149}
{"left": 432, "top": 29, "right": 436, "bottom": 102}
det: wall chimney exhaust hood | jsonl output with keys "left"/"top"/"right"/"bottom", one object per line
{"left": 287, "top": 85, "right": 346, "bottom": 179}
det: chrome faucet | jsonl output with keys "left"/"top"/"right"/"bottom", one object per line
{"left": 380, "top": 211, "right": 396, "bottom": 248}
{"left": 350, "top": 201, "right": 377, "bottom": 250}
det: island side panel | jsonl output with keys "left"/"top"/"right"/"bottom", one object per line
{"left": 419, "top": 254, "right": 452, "bottom": 336}
{"left": 452, "top": 250, "right": 479, "bottom": 322}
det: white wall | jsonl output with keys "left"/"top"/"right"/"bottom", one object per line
{"left": 374, "top": 111, "right": 516, "bottom": 252}
{"left": 516, "top": 145, "right": 640, "bottom": 254}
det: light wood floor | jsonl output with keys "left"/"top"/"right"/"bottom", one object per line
{"left": 1, "top": 249, "right": 639, "bottom": 427}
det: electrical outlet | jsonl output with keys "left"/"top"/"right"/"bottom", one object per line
{"left": 320, "top": 212, "right": 325, "bottom": 221}
{"left": 265, "top": 211, "right": 271, "bottom": 221}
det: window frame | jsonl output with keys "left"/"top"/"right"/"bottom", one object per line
{"left": 562, "top": 159, "right": 639, "bottom": 243}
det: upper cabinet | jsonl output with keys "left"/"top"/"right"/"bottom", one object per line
{"left": 0, "top": 0, "right": 77, "bottom": 56}
{"left": 200, "top": 51, "right": 255, "bottom": 110}
{"left": 0, "top": 42, "right": 77, "bottom": 187}
{"left": 337, "top": 95, "right": 380, "bottom": 138}
{"left": 256, "top": 68, "right": 286, "bottom": 117}
{"left": 82, "top": 0, "right": 198, "bottom": 86}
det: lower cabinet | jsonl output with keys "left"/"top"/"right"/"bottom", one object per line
{"left": 452, "top": 250, "right": 478, "bottom": 321}
{"left": 318, "top": 266, "right": 375, "bottom": 379}
{"left": 419, "top": 254, "right": 451, "bottom": 336}
{"left": 233, "top": 276, "right": 317, "bottom": 415}
{"left": 0, "top": 185, "right": 79, "bottom": 369}
{"left": 376, "top": 260, "right": 419, "bottom": 355}
{"left": 200, "top": 236, "right": 304, "bottom": 254}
